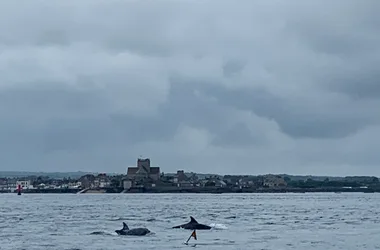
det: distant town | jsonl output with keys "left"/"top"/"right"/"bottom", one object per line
{"left": 1, "top": 157, "right": 380, "bottom": 194}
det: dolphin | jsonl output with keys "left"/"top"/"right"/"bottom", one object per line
{"left": 115, "top": 222, "right": 151, "bottom": 236}
{"left": 172, "top": 216, "right": 211, "bottom": 230}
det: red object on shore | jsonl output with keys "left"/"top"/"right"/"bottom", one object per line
{"left": 17, "top": 184, "right": 22, "bottom": 195}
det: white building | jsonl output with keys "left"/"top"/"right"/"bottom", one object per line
{"left": 16, "top": 180, "right": 33, "bottom": 189}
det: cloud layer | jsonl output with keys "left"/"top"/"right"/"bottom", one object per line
{"left": 1, "top": 0, "right": 379, "bottom": 175}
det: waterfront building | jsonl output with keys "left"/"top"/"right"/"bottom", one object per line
{"left": 126, "top": 158, "right": 160, "bottom": 181}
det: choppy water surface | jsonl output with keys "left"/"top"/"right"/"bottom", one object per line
{"left": 1, "top": 193, "right": 380, "bottom": 249}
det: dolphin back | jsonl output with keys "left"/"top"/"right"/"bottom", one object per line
{"left": 189, "top": 216, "right": 198, "bottom": 223}
{"left": 115, "top": 222, "right": 130, "bottom": 235}
{"left": 126, "top": 228, "right": 151, "bottom": 236}
{"left": 172, "top": 216, "right": 212, "bottom": 230}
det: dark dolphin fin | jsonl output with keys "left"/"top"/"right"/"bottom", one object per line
{"left": 122, "top": 222, "right": 129, "bottom": 230}
{"left": 190, "top": 216, "right": 198, "bottom": 223}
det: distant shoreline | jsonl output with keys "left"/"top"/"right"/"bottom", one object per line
{"left": 2, "top": 186, "right": 379, "bottom": 194}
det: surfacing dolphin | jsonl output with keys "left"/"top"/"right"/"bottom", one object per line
{"left": 172, "top": 216, "right": 211, "bottom": 230}
{"left": 115, "top": 222, "right": 151, "bottom": 236}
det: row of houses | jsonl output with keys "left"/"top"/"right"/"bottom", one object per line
{"left": 0, "top": 157, "right": 288, "bottom": 192}
{"left": 0, "top": 179, "right": 33, "bottom": 191}
{"left": 0, "top": 174, "right": 111, "bottom": 191}
{"left": 78, "top": 173, "right": 112, "bottom": 189}
{"left": 121, "top": 158, "right": 287, "bottom": 190}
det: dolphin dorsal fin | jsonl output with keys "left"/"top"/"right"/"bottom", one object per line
{"left": 122, "top": 222, "right": 129, "bottom": 230}
{"left": 190, "top": 216, "right": 198, "bottom": 223}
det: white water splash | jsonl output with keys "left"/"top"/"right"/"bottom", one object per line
{"left": 209, "top": 223, "right": 228, "bottom": 230}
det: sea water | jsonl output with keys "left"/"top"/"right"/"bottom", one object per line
{"left": 1, "top": 193, "right": 380, "bottom": 249}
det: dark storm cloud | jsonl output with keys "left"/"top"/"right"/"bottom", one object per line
{"left": 0, "top": 0, "right": 379, "bottom": 175}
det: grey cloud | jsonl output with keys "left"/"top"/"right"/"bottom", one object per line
{"left": 222, "top": 59, "right": 246, "bottom": 78}
{"left": 111, "top": 78, "right": 253, "bottom": 144}
{"left": 198, "top": 84, "right": 376, "bottom": 139}
{"left": 36, "top": 30, "right": 70, "bottom": 47}
{"left": 211, "top": 123, "right": 263, "bottom": 147}
{"left": 325, "top": 67, "right": 380, "bottom": 100}
{"left": 42, "top": 118, "right": 116, "bottom": 152}
{"left": 0, "top": 0, "right": 379, "bottom": 175}
{"left": 0, "top": 83, "right": 108, "bottom": 120}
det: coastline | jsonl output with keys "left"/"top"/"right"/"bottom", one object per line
{"left": 2, "top": 186, "right": 379, "bottom": 194}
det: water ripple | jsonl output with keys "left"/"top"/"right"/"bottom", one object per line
{"left": 1, "top": 193, "right": 380, "bottom": 249}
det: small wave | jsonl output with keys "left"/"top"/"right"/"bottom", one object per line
{"left": 90, "top": 231, "right": 114, "bottom": 236}
{"left": 109, "top": 217, "right": 140, "bottom": 221}
{"left": 208, "top": 213, "right": 218, "bottom": 218}
{"left": 262, "top": 222, "right": 276, "bottom": 225}
{"left": 209, "top": 223, "right": 228, "bottom": 230}
{"left": 225, "top": 216, "right": 236, "bottom": 219}
{"left": 109, "top": 217, "right": 126, "bottom": 221}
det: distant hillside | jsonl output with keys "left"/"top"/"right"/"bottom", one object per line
{"left": 1, "top": 171, "right": 376, "bottom": 181}
{"left": 162, "top": 172, "right": 370, "bottom": 181}
{"left": 280, "top": 174, "right": 345, "bottom": 181}
{"left": 0, "top": 171, "right": 101, "bottom": 179}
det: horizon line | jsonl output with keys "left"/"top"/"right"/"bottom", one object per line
{"left": 0, "top": 170, "right": 378, "bottom": 178}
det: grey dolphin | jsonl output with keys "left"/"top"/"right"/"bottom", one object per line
{"left": 172, "top": 216, "right": 211, "bottom": 230}
{"left": 115, "top": 222, "right": 151, "bottom": 236}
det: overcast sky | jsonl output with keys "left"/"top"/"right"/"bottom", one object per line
{"left": 0, "top": 0, "right": 379, "bottom": 176}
